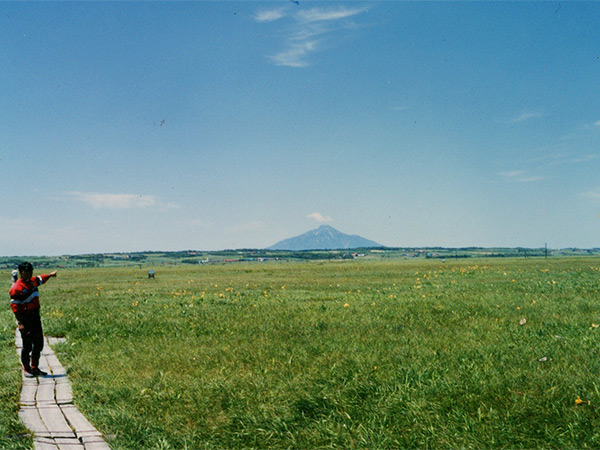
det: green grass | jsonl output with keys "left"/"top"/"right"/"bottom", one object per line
{"left": 4, "top": 257, "right": 600, "bottom": 448}
{"left": 0, "top": 310, "right": 32, "bottom": 449}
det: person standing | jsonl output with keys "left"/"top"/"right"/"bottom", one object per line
{"left": 9, "top": 262, "right": 57, "bottom": 377}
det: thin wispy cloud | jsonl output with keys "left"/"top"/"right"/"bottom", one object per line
{"left": 289, "top": 22, "right": 330, "bottom": 43}
{"left": 308, "top": 212, "right": 333, "bottom": 223}
{"left": 499, "top": 171, "right": 543, "bottom": 183}
{"left": 270, "top": 41, "right": 317, "bottom": 68}
{"left": 581, "top": 188, "right": 600, "bottom": 199}
{"left": 254, "top": 9, "right": 284, "bottom": 23}
{"left": 296, "top": 7, "right": 366, "bottom": 23}
{"left": 69, "top": 192, "right": 177, "bottom": 210}
{"left": 556, "top": 119, "right": 598, "bottom": 139}
{"left": 568, "top": 154, "right": 598, "bottom": 164}
{"left": 255, "top": 5, "right": 368, "bottom": 67}
{"left": 508, "top": 111, "right": 543, "bottom": 124}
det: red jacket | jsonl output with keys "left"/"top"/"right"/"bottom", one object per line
{"left": 9, "top": 275, "right": 52, "bottom": 314}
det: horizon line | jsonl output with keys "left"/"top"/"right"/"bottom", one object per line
{"left": 1, "top": 245, "right": 598, "bottom": 259}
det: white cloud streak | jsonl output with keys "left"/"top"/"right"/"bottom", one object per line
{"left": 508, "top": 111, "right": 543, "bottom": 124}
{"left": 254, "top": 9, "right": 284, "bottom": 23}
{"left": 581, "top": 188, "right": 600, "bottom": 199}
{"left": 270, "top": 41, "right": 318, "bottom": 68}
{"left": 296, "top": 7, "right": 366, "bottom": 23}
{"left": 499, "top": 171, "right": 543, "bottom": 183}
{"left": 308, "top": 212, "right": 333, "bottom": 223}
{"left": 256, "top": 5, "right": 367, "bottom": 68}
{"left": 70, "top": 192, "right": 160, "bottom": 210}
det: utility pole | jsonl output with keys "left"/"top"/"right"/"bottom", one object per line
{"left": 545, "top": 243, "right": 548, "bottom": 259}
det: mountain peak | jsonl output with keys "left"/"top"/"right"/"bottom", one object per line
{"left": 267, "top": 226, "right": 382, "bottom": 250}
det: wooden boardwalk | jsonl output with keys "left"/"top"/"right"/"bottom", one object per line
{"left": 15, "top": 329, "right": 111, "bottom": 450}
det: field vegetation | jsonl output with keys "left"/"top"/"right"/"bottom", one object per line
{"left": 1, "top": 246, "right": 598, "bottom": 270}
{"left": 3, "top": 257, "right": 600, "bottom": 448}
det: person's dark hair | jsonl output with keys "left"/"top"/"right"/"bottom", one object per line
{"left": 18, "top": 262, "right": 33, "bottom": 272}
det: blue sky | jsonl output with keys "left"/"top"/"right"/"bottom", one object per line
{"left": 1, "top": 1, "right": 599, "bottom": 255}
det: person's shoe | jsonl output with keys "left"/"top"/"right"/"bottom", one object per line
{"left": 23, "top": 367, "right": 35, "bottom": 378}
{"left": 30, "top": 367, "right": 48, "bottom": 377}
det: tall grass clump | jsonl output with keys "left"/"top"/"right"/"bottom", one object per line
{"left": 0, "top": 308, "right": 32, "bottom": 449}
{"left": 6, "top": 257, "right": 600, "bottom": 448}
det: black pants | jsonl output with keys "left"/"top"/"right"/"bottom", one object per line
{"left": 15, "top": 309, "right": 44, "bottom": 369}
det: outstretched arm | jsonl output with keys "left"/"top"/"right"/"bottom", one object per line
{"left": 37, "top": 271, "right": 57, "bottom": 285}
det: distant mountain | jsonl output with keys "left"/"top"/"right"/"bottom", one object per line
{"left": 267, "top": 225, "right": 383, "bottom": 251}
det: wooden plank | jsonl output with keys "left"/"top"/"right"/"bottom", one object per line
{"left": 80, "top": 435, "right": 112, "bottom": 450}
{"left": 60, "top": 405, "right": 102, "bottom": 438}
{"left": 52, "top": 366, "right": 69, "bottom": 378}
{"left": 19, "top": 406, "right": 50, "bottom": 437}
{"left": 36, "top": 380, "right": 56, "bottom": 404}
{"left": 21, "top": 383, "right": 38, "bottom": 406}
{"left": 33, "top": 436, "right": 59, "bottom": 450}
{"left": 38, "top": 354, "right": 51, "bottom": 373}
{"left": 47, "top": 336, "right": 67, "bottom": 346}
{"left": 15, "top": 327, "right": 22, "bottom": 347}
{"left": 55, "top": 437, "right": 85, "bottom": 450}
{"left": 51, "top": 367, "right": 68, "bottom": 378}
{"left": 55, "top": 382, "right": 73, "bottom": 405}
{"left": 42, "top": 337, "right": 55, "bottom": 354}
{"left": 38, "top": 404, "right": 76, "bottom": 439}
{"left": 44, "top": 345, "right": 69, "bottom": 380}
{"left": 46, "top": 353, "right": 65, "bottom": 373}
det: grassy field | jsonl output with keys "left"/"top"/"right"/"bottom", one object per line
{"left": 3, "top": 257, "right": 600, "bottom": 448}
